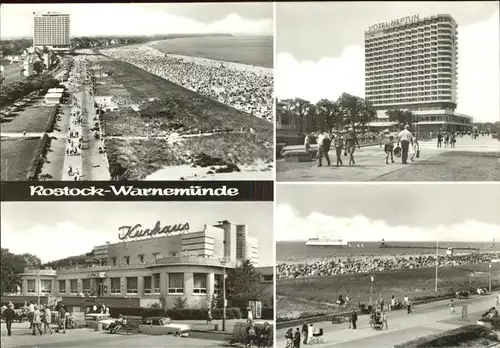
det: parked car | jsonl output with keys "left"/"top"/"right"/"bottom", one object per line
{"left": 138, "top": 317, "right": 190, "bottom": 336}
{"left": 84, "top": 313, "right": 111, "bottom": 329}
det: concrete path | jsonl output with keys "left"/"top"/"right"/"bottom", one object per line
{"left": 277, "top": 135, "right": 500, "bottom": 182}
{"left": 276, "top": 293, "right": 499, "bottom": 347}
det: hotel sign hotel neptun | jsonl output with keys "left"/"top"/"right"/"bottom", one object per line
{"left": 367, "top": 14, "right": 420, "bottom": 33}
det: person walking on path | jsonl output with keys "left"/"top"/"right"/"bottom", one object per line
{"left": 317, "top": 131, "right": 331, "bottom": 167}
{"left": 345, "top": 128, "right": 360, "bottom": 166}
{"left": 407, "top": 298, "right": 413, "bottom": 314}
{"left": 4, "top": 303, "right": 16, "bottom": 336}
{"left": 32, "top": 305, "right": 43, "bottom": 336}
{"left": 42, "top": 305, "right": 53, "bottom": 334}
{"left": 294, "top": 327, "right": 301, "bottom": 348}
{"left": 301, "top": 321, "right": 309, "bottom": 345}
{"left": 397, "top": 125, "right": 413, "bottom": 164}
{"left": 410, "top": 136, "right": 420, "bottom": 162}
{"left": 333, "top": 133, "right": 344, "bottom": 167}
{"left": 351, "top": 310, "right": 358, "bottom": 330}
{"left": 449, "top": 299, "right": 456, "bottom": 315}
{"left": 437, "top": 132, "right": 443, "bottom": 148}
{"left": 382, "top": 310, "right": 388, "bottom": 330}
{"left": 384, "top": 136, "right": 395, "bottom": 164}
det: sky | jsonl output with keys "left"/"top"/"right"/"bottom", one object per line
{"left": 276, "top": 1, "right": 500, "bottom": 123}
{"left": 0, "top": 3, "right": 273, "bottom": 37}
{"left": 1, "top": 202, "right": 274, "bottom": 266}
{"left": 276, "top": 184, "right": 500, "bottom": 242}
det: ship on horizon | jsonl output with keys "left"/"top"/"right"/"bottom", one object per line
{"left": 306, "top": 235, "right": 349, "bottom": 247}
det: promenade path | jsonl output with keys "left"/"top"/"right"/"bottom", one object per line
{"left": 277, "top": 135, "right": 500, "bottom": 181}
{"left": 276, "top": 293, "right": 499, "bottom": 348}
{"left": 0, "top": 320, "right": 237, "bottom": 348}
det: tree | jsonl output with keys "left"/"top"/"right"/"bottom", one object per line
{"left": 316, "top": 98, "right": 342, "bottom": 132}
{"left": 215, "top": 259, "right": 261, "bottom": 309}
{"left": 386, "top": 109, "right": 414, "bottom": 129}
{"left": 1, "top": 249, "right": 42, "bottom": 295}
{"left": 337, "top": 93, "right": 377, "bottom": 133}
{"left": 290, "top": 98, "right": 314, "bottom": 133}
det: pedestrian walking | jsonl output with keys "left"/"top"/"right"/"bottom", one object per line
{"left": 345, "top": 128, "right": 360, "bottom": 166}
{"left": 285, "top": 328, "right": 294, "bottom": 348}
{"left": 397, "top": 125, "right": 413, "bottom": 164}
{"left": 382, "top": 310, "right": 388, "bottom": 330}
{"left": 42, "top": 305, "right": 53, "bottom": 334}
{"left": 294, "top": 327, "right": 301, "bottom": 348}
{"left": 333, "top": 133, "right": 344, "bottom": 166}
{"left": 301, "top": 321, "right": 309, "bottom": 345}
{"left": 3, "top": 303, "right": 16, "bottom": 336}
{"left": 384, "top": 136, "right": 395, "bottom": 164}
{"left": 449, "top": 299, "right": 455, "bottom": 315}
{"left": 56, "top": 302, "right": 66, "bottom": 333}
{"left": 32, "top": 306, "right": 43, "bottom": 336}
{"left": 351, "top": 310, "right": 358, "bottom": 330}
{"left": 437, "top": 133, "right": 443, "bottom": 148}
{"left": 206, "top": 308, "right": 213, "bottom": 325}
{"left": 461, "top": 305, "right": 468, "bottom": 320}
{"left": 28, "top": 301, "right": 35, "bottom": 329}
{"left": 410, "top": 136, "right": 419, "bottom": 162}
{"left": 407, "top": 299, "right": 412, "bottom": 314}
{"left": 317, "top": 131, "right": 331, "bottom": 167}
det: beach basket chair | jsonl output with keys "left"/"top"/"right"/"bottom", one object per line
{"left": 309, "top": 328, "right": 324, "bottom": 344}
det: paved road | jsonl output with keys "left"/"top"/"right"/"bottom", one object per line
{"left": 276, "top": 293, "right": 499, "bottom": 348}
{"left": 277, "top": 135, "right": 500, "bottom": 181}
{"left": 0, "top": 324, "right": 228, "bottom": 348}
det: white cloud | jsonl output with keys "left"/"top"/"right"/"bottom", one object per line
{"left": 275, "top": 204, "right": 500, "bottom": 242}
{"left": 276, "top": 10, "right": 500, "bottom": 122}
{"left": 0, "top": 221, "right": 109, "bottom": 263}
{"left": 0, "top": 4, "right": 271, "bottom": 38}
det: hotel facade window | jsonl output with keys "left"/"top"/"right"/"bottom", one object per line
{"left": 40, "top": 280, "right": 52, "bottom": 294}
{"left": 168, "top": 273, "right": 184, "bottom": 294}
{"left": 27, "top": 280, "right": 36, "bottom": 293}
{"left": 82, "top": 279, "right": 91, "bottom": 293}
{"left": 58, "top": 280, "right": 66, "bottom": 293}
{"left": 125, "top": 256, "right": 130, "bottom": 265}
{"left": 193, "top": 273, "right": 207, "bottom": 294}
{"left": 110, "top": 277, "right": 121, "bottom": 294}
{"left": 153, "top": 273, "right": 160, "bottom": 294}
{"left": 70, "top": 279, "right": 78, "bottom": 294}
{"left": 144, "top": 276, "right": 153, "bottom": 294}
{"left": 126, "top": 277, "right": 138, "bottom": 294}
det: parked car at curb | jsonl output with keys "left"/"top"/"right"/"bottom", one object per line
{"left": 84, "top": 313, "right": 111, "bottom": 329}
{"left": 138, "top": 317, "right": 191, "bottom": 336}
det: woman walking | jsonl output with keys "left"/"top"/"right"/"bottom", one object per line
{"left": 32, "top": 305, "right": 43, "bottom": 336}
{"left": 42, "top": 305, "right": 53, "bottom": 334}
{"left": 345, "top": 128, "right": 360, "bottom": 166}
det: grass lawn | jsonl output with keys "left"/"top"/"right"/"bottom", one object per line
{"left": 276, "top": 263, "right": 500, "bottom": 320}
{"left": 0, "top": 105, "right": 55, "bottom": 133}
{"left": 105, "top": 133, "right": 273, "bottom": 180}
{"left": 0, "top": 137, "right": 43, "bottom": 180}
{"left": 94, "top": 56, "right": 272, "bottom": 137}
{"left": 375, "top": 151, "right": 500, "bottom": 181}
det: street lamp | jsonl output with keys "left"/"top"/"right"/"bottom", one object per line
{"left": 369, "top": 275, "right": 375, "bottom": 307}
{"left": 489, "top": 263, "right": 492, "bottom": 294}
{"left": 37, "top": 270, "right": 41, "bottom": 306}
{"left": 220, "top": 256, "right": 228, "bottom": 332}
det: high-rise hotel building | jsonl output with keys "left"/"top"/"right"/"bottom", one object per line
{"left": 365, "top": 14, "right": 473, "bottom": 133}
{"left": 33, "top": 12, "right": 70, "bottom": 50}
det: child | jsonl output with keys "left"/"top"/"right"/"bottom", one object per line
{"left": 333, "top": 134, "right": 344, "bottom": 166}
{"left": 410, "top": 136, "right": 419, "bottom": 162}
{"left": 384, "top": 135, "right": 395, "bottom": 164}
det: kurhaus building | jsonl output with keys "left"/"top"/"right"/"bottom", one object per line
{"left": 365, "top": 14, "right": 473, "bottom": 133}
{"left": 16, "top": 220, "right": 262, "bottom": 309}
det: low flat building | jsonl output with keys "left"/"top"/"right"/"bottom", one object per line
{"left": 13, "top": 220, "right": 263, "bottom": 310}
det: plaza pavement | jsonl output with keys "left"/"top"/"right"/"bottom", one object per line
{"left": 0, "top": 319, "right": 238, "bottom": 348}
{"left": 276, "top": 293, "right": 499, "bottom": 348}
{"left": 277, "top": 135, "right": 500, "bottom": 181}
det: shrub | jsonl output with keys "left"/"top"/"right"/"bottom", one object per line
{"left": 26, "top": 134, "right": 50, "bottom": 180}
{"left": 167, "top": 307, "right": 242, "bottom": 320}
{"left": 45, "top": 105, "right": 58, "bottom": 133}
{"left": 108, "top": 306, "right": 167, "bottom": 318}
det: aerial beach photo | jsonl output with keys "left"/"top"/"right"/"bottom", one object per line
{"left": 276, "top": 183, "right": 500, "bottom": 347}
{"left": 0, "top": 3, "right": 273, "bottom": 181}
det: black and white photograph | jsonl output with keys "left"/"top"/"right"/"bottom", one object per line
{"left": 275, "top": 1, "right": 500, "bottom": 182}
{"left": 275, "top": 184, "right": 500, "bottom": 347}
{"left": 0, "top": 3, "right": 274, "bottom": 181}
{"left": 0, "top": 201, "right": 274, "bottom": 347}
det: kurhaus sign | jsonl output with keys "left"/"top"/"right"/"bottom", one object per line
{"left": 368, "top": 15, "right": 420, "bottom": 33}
{"left": 118, "top": 221, "right": 190, "bottom": 241}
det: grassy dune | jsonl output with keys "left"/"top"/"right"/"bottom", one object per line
{"left": 277, "top": 263, "right": 500, "bottom": 320}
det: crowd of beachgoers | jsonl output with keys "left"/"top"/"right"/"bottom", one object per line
{"left": 102, "top": 45, "right": 273, "bottom": 122}
{"left": 277, "top": 252, "right": 499, "bottom": 279}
